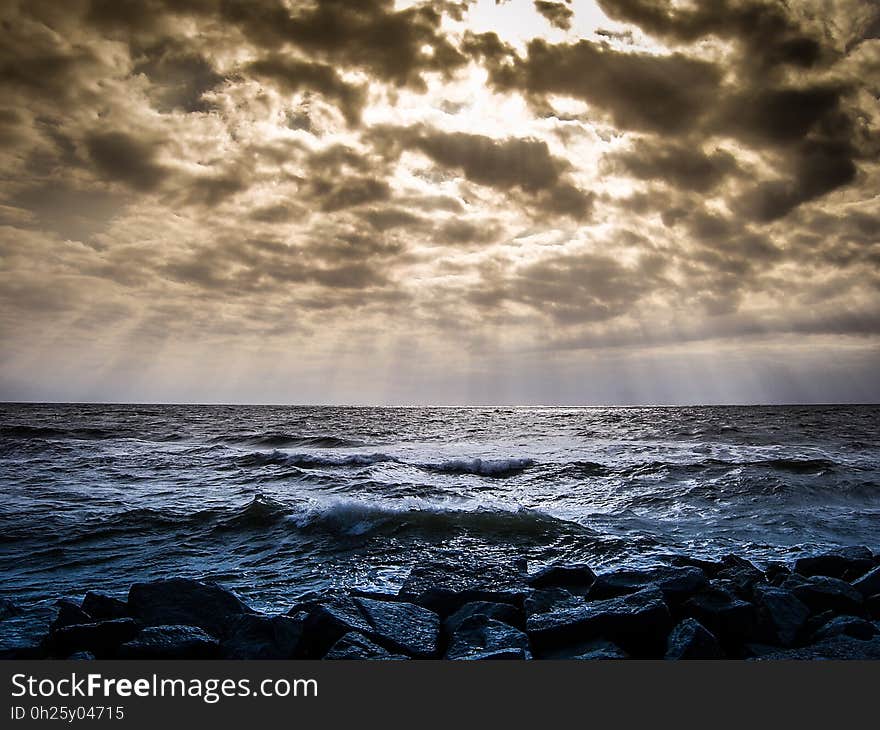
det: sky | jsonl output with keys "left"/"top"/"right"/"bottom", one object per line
{"left": 0, "top": 0, "right": 879, "bottom": 405}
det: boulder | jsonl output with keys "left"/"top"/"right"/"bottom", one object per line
{"left": 662, "top": 555, "right": 724, "bottom": 577}
{"left": 128, "top": 578, "right": 252, "bottom": 636}
{"left": 867, "top": 594, "right": 880, "bottom": 620}
{"left": 784, "top": 575, "right": 864, "bottom": 616}
{"left": 47, "top": 618, "right": 141, "bottom": 658}
{"left": 682, "top": 587, "right": 755, "bottom": 652}
{"left": 811, "top": 615, "right": 878, "bottom": 643}
{"left": 49, "top": 599, "right": 92, "bottom": 632}
{"left": 527, "top": 587, "right": 672, "bottom": 657}
{"left": 851, "top": 566, "right": 880, "bottom": 598}
{"left": 524, "top": 588, "right": 582, "bottom": 618}
{"left": 118, "top": 625, "right": 220, "bottom": 659}
{"left": 715, "top": 556, "right": 767, "bottom": 598}
{"left": 587, "top": 566, "right": 707, "bottom": 604}
{"left": 0, "top": 598, "right": 20, "bottom": 621}
{"left": 354, "top": 597, "right": 440, "bottom": 658}
{"left": 67, "top": 651, "right": 95, "bottom": 660}
{"left": 547, "top": 640, "right": 628, "bottom": 660}
{"left": 764, "top": 562, "right": 791, "bottom": 587}
{"left": 445, "top": 615, "right": 530, "bottom": 660}
{"left": 753, "top": 585, "right": 810, "bottom": 647}
{"left": 665, "top": 618, "right": 723, "bottom": 659}
{"left": 794, "top": 547, "right": 875, "bottom": 581}
{"left": 323, "top": 632, "right": 408, "bottom": 660}
{"left": 527, "top": 563, "right": 596, "bottom": 594}
{"left": 295, "top": 596, "right": 373, "bottom": 658}
{"left": 221, "top": 614, "right": 305, "bottom": 659}
{"left": 398, "top": 559, "right": 527, "bottom": 615}
{"left": 752, "top": 635, "right": 880, "bottom": 660}
{"left": 444, "top": 601, "right": 523, "bottom": 634}
{"left": 82, "top": 592, "right": 129, "bottom": 621}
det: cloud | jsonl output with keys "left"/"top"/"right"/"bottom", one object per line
{"left": 534, "top": 1, "right": 574, "bottom": 31}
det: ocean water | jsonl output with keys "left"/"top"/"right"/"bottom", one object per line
{"left": 1, "top": 403, "right": 878, "bottom": 618}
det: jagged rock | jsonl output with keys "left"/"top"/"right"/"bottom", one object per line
{"left": 445, "top": 615, "right": 530, "bottom": 660}
{"left": 784, "top": 575, "right": 864, "bottom": 616}
{"left": 354, "top": 597, "right": 440, "bottom": 658}
{"left": 0, "top": 598, "right": 20, "bottom": 621}
{"left": 524, "top": 588, "right": 582, "bottom": 617}
{"left": 67, "top": 651, "right": 95, "bottom": 660}
{"left": 49, "top": 599, "right": 92, "bottom": 632}
{"left": 811, "top": 615, "right": 878, "bottom": 642}
{"left": 528, "top": 587, "right": 671, "bottom": 657}
{"left": 752, "top": 635, "right": 880, "bottom": 660}
{"left": 587, "top": 566, "right": 707, "bottom": 604}
{"left": 665, "top": 618, "right": 723, "bottom": 659}
{"left": 118, "top": 625, "right": 220, "bottom": 659}
{"left": 527, "top": 563, "right": 596, "bottom": 594}
{"left": 753, "top": 585, "right": 810, "bottom": 647}
{"left": 295, "top": 596, "right": 372, "bottom": 658}
{"left": 444, "top": 601, "right": 523, "bottom": 634}
{"left": 764, "top": 562, "right": 791, "bottom": 587}
{"left": 794, "top": 547, "right": 875, "bottom": 581}
{"left": 48, "top": 618, "right": 141, "bottom": 658}
{"left": 82, "top": 592, "right": 129, "bottom": 621}
{"left": 324, "top": 632, "right": 408, "bottom": 660}
{"left": 715, "top": 556, "right": 767, "bottom": 598}
{"left": 682, "top": 587, "right": 755, "bottom": 652}
{"left": 545, "top": 640, "right": 628, "bottom": 660}
{"left": 128, "top": 578, "right": 252, "bottom": 636}
{"left": 867, "top": 594, "right": 880, "bottom": 620}
{"left": 662, "top": 555, "right": 724, "bottom": 577}
{"left": 221, "top": 614, "right": 305, "bottom": 659}
{"left": 851, "top": 566, "right": 880, "bottom": 598}
{"left": 399, "top": 559, "right": 528, "bottom": 616}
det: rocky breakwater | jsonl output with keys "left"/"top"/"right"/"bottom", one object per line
{"left": 2, "top": 547, "right": 880, "bottom": 660}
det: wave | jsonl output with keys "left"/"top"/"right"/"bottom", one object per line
{"left": 423, "top": 458, "right": 535, "bottom": 477}
{"left": 236, "top": 450, "right": 397, "bottom": 469}
{"left": 0, "top": 425, "right": 117, "bottom": 441}
{"left": 219, "top": 432, "right": 365, "bottom": 448}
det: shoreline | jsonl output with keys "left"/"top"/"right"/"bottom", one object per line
{"left": 2, "top": 547, "right": 879, "bottom": 660}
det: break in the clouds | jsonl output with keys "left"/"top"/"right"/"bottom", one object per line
{"left": 0, "top": 0, "right": 878, "bottom": 405}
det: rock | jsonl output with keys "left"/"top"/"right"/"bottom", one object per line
{"left": 67, "top": 651, "right": 95, "bottom": 660}
{"left": 524, "top": 588, "right": 582, "bottom": 617}
{"left": 118, "top": 625, "right": 220, "bottom": 659}
{"left": 548, "top": 640, "right": 628, "bottom": 660}
{"left": 587, "top": 566, "right": 708, "bottom": 604}
{"left": 0, "top": 598, "right": 21, "bottom": 621}
{"left": 128, "top": 578, "right": 252, "bottom": 636}
{"left": 354, "top": 597, "right": 440, "bottom": 658}
{"left": 811, "top": 615, "right": 878, "bottom": 643}
{"left": 715, "top": 556, "right": 767, "bottom": 598}
{"left": 47, "top": 618, "right": 141, "bottom": 658}
{"left": 398, "top": 558, "right": 528, "bottom": 616}
{"left": 527, "top": 587, "right": 672, "bottom": 657}
{"left": 49, "top": 599, "right": 91, "bottom": 632}
{"left": 324, "top": 632, "right": 408, "bottom": 660}
{"left": 444, "top": 601, "right": 523, "bottom": 634}
{"left": 527, "top": 563, "right": 596, "bottom": 594}
{"left": 867, "top": 594, "right": 880, "bottom": 620}
{"left": 764, "top": 562, "right": 791, "bottom": 587}
{"left": 794, "top": 546, "right": 875, "bottom": 581}
{"left": 445, "top": 615, "right": 530, "bottom": 660}
{"left": 665, "top": 618, "right": 723, "bottom": 659}
{"left": 296, "top": 596, "right": 372, "bottom": 658}
{"left": 662, "top": 554, "right": 724, "bottom": 577}
{"left": 784, "top": 575, "right": 864, "bottom": 616}
{"left": 851, "top": 566, "right": 880, "bottom": 598}
{"left": 682, "top": 587, "right": 755, "bottom": 653}
{"left": 221, "top": 614, "right": 305, "bottom": 659}
{"left": 753, "top": 585, "right": 810, "bottom": 647}
{"left": 82, "top": 592, "right": 128, "bottom": 621}
{"left": 752, "top": 635, "right": 880, "bottom": 660}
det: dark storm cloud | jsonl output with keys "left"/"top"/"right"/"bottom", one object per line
{"left": 534, "top": 1, "right": 574, "bottom": 31}
{"left": 132, "top": 41, "right": 224, "bottom": 113}
{"left": 85, "top": 131, "right": 169, "bottom": 192}
{"left": 609, "top": 139, "right": 740, "bottom": 191}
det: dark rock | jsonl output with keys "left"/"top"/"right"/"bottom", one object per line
{"left": 867, "top": 594, "right": 880, "bottom": 620}
{"left": 221, "top": 614, "right": 305, "bottom": 659}
{"left": 527, "top": 563, "right": 596, "bottom": 594}
{"left": 128, "top": 578, "right": 252, "bottom": 636}
{"left": 67, "top": 651, "right": 95, "bottom": 660}
{"left": 445, "top": 615, "right": 530, "bottom": 660}
{"left": 587, "top": 566, "right": 708, "bottom": 604}
{"left": 753, "top": 585, "right": 810, "bottom": 647}
{"left": 49, "top": 600, "right": 92, "bottom": 632}
{"left": 444, "top": 601, "right": 523, "bottom": 634}
{"left": 48, "top": 618, "right": 141, "bottom": 658}
{"left": 715, "top": 556, "right": 767, "bottom": 598}
{"left": 82, "top": 592, "right": 129, "bottom": 621}
{"left": 296, "top": 596, "right": 372, "bottom": 658}
{"left": 682, "top": 587, "right": 755, "bottom": 652}
{"left": 354, "top": 597, "right": 440, "bottom": 658}
{"left": 784, "top": 575, "right": 864, "bottom": 616}
{"left": 851, "top": 566, "right": 880, "bottom": 598}
{"left": 547, "top": 640, "right": 628, "bottom": 660}
{"left": 118, "top": 625, "right": 220, "bottom": 659}
{"left": 527, "top": 587, "right": 672, "bottom": 657}
{"left": 665, "top": 618, "right": 723, "bottom": 659}
{"left": 752, "top": 635, "right": 880, "bottom": 660}
{"left": 662, "top": 554, "right": 724, "bottom": 577}
{"left": 324, "top": 632, "right": 408, "bottom": 660}
{"left": 0, "top": 598, "right": 21, "bottom": 621}
{"left": 524, "top": 588, "right": 582, "bottom": 618}
{"left": 794, "top": 546, "right": 875, "bottom": 581}
{"left": 811, "top": 615, "right": 878, "bottom": 642}
{"left": 764, "top": 562, "right": 791, "bottom": 587}
{"left": 399, "top": 560, "right": 528, "bottom": 616}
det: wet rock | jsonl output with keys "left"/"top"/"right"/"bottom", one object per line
{"left": 753, "top": 585, "right": 810, "bottom": 647}
{"left": 682, "top": 587, "right": 755, "bottom": 652}
{"left": 794, "top": 547, "right": 875, "bottom": 581}
{"left": 67, "top": 651, "right": 95, "bottom": 660}
{"left": 128, "top": 578, "right": 252, "bottom": 636}
{"left": 48, "top": 618, "right": 141, "bottom": 658}
{"left": 715, "top": 556, "right": 767, "bottom": 598}
{"left": 764, "top": 562, "right": 791, "bottom": 587}
{"left": 82, "top": 592, "right": 129, "bottom": 621}
{"left": 784, "top": 575, "right": 864, "bottom": 616}
{"left": 867, "top": 594, "right": 880, "bottom": 620}
{"left": 444, "top": 601, "right": 523, "bottom": 634}
{"left": 399, "top": 559, "right": 528, "bottom": 616}
{"left": 851, "top": 566, "right": 880, "bottom": 598}
{"left": 528, "top": 587, "right": 672, "bottom": 657}
{"left": 324, "top": 632, "right": 408, "bottom": 660}
{"left": 445, "top": 615, "right": 530, "bottom": 660}
{"left": 295, "top": 596, "right": 372, "bottom": 658}
{"left": 119, "top": 625, "right": 220, "bottom": 659}
{"left": 524, "top": 588, "right": 582, "bottom": 618}
{"left": 527, "top": 563, "right": 596, "bottom": 594}
{"left": 0, "top": 598, "right": 21, "bottom": 621}
{"left": 221, "top": 614, "right": 305, "bottom": 659}
{"left": 811, "top": 615, "right": 878, "bottom": 643}
{"left": 49, "top": 600, "right": 91, "bottom": 632}
{"left": 665, "top": 618, "right": 723, "bottom": 659}
{"left": 752, "top": 635, "right": 880, "bottom": 660}
{"left": 546, "top": 640, "right": 628, "bottom": 660}
{"left": 354, "top": 597, "right": 440, "bottom": 658}
{"left": 587, "top": 566, "right": 708, "bottom": 604}
{"left": 662, "top": 555, "right": 724, "bottom": 577}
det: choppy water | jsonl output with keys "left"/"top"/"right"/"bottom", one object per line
{"left": 1, "top": 403, "right": 878, "bottom": 617}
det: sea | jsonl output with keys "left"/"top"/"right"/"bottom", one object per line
{"left": 1, "top": 403, "right": 878, "bottom": 642}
